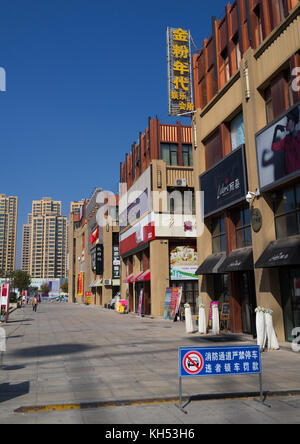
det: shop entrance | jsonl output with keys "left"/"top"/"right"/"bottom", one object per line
{"left": 280, "top": 267, "right": 300, "bottom": 342}
{"left": 135, "top": 282, "right": 144, "bottom": 314}
{"left": 171, "top": 280, "right": 198, "bottom": 316}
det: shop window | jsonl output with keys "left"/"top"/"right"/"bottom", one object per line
{"left": 211, "top": 215, "right": 226, "bottom": 253}
{"left": 230, "top": 113, "right": 245, "bottom": 151}
{"left": 182, "top": 144, "right": 193, "bottom": 167}
{"left": 233, "top": 206, "right": 252, "bottom": 248}
{"left": 273, "top": 184, "right": 300, "bottom": 239}
{"left": 161, "top": 144, "right": 178, "bottom": 166}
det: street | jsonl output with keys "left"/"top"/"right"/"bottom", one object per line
{"left": 0, "top": 302, "right": 300, "bottom": 425}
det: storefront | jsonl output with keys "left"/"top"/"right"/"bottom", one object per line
{"left": 197, "top": 145, "right": 257, "bottom": 335}
{"left": 255, "top": 235, "right": 300, "bottom": 342}
{"left": 255, "top": 103, "right": 300, "bottom": 342}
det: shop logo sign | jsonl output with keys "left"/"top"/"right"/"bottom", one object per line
{"left": 217, "top": 178, "right": 240, "bottom": 200}
{"left": 268, "top": 252, "right": 289, "bottom": 263}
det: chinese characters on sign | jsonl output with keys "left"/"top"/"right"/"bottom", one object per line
{"left": 179, "top": 346, "right": 261, "bottom": 377}
{"left": 167, "top": 27, "right": 194, "bottom": 117}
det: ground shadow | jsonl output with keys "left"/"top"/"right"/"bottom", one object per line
{"left": 10, "top": 343, "right": 97, "bottom": 359}
{"left": 186, "top": 334, "right": 247, "bottom": 343}
{"left": 0, "top": 381, "right": 30, "bottom": 403}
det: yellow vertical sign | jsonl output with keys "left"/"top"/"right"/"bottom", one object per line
{"left": 167, "top": 27, "right": 194, "bottom": 116}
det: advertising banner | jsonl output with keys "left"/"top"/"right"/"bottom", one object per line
{"left": 164, "top": 287, "right": 182, "bottom": 321}
{"left": 199, "top": 145, "right": 247, "bottom": 218}
{"left": 167, "top": 27, "right": 194, "bottom": 116}
{"left": 256, "top": 104, "right": 300, "bottom": 190}
{"left": 77, "top": 273, "right": 84, "bottom": 296}
{"left": 0, "top": 283, "right": 10, "bottom": 322}
{"left": 170, "top": 246, "right": 198, "bottom": 281}
{"left": 137, "top": 289, "right": 144, "bottom": 317}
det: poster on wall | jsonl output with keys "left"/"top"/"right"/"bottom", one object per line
{"left": 170, "top": 246, "right": 198, "bottom": 280}
{"left": 256, "top": 104, "right": 300, "bottom": 190}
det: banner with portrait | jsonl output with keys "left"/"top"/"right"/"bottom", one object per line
{"left": 256, "top": 104, "right": 300, "bottom": 190}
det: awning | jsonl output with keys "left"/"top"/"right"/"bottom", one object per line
{"left": 123, "top": 274, "right": 136, "bottom": 283}
{"left": 255, "top": 235, "right": 300, "bottom": 269}
{"left": 195, "top": 253, "right": 227, "bottom": 275}
{"left": 218, "top": 247, "right": 254, "bottom": 273}
{"left": 135, "top": 270, "right": 151, "bottom": 282}
{"left": 89, "top": 281, "right": 96, "bottom": 288}
{"left": 94, "top": 279, "right": 103, "bottom": 287}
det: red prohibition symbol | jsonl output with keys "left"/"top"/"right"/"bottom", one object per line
{"left": 183, "top": 351, "right": 204, "bottom": 375}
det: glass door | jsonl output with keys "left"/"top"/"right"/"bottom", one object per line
{"left": 281, "top": 268, "right": 300, "bottom": 342}
{"left": 240, "top": 271, "right": 257, "bottom": 337}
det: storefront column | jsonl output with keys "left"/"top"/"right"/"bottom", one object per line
{"left": 150, "top": 239, "right": 170, "bottom": 316}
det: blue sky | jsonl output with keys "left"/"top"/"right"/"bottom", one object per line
{"left": 0, "top": 0, "right": 229, "bottom": 266}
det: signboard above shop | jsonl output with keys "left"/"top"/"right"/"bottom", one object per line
{"left": 199, "top": 145, "right": 247, "bottom": 218}
{"left": 167, "top": 27, "right": 194, "bottom": 117}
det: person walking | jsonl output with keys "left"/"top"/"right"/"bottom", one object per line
{"left": 32, "top": 296, "right": 38, "bottom": 313}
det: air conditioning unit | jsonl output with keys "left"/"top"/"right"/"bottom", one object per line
{"left": 175, "top": 178, "right": 187, "bottom": 187}
{"left": 104, "top": 279, "right": 112, "bottom": 286}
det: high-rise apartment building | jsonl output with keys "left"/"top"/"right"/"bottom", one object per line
{"left": 0, "top": 194, "right": 18, "bottom": 275}
{"left": 29, "top": 197, "right": 67, "bottom": 279}
{"left": 21, "top": 214, "right": 32, "bottom": 274}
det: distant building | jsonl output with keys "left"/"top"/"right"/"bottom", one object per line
{"left": 0, "top": 194, "right": 18, "bottom": 274}
{"left": 21, "top": 214, "right": 32, "bottom": 274}
{"left": 28, "top": 197, "right": 68, "bottom": 279}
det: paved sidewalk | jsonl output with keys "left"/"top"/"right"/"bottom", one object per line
{"left": 0, "top": 302, "right": 299, "bottom": 423}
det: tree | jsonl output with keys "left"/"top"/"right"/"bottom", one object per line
{"left": 11, "top": 270, "right": 31, "bottom": 295}
{"left": 40, "top": 283, "right": 50, "bottom": 295}
{"left": 61, "top": 281, "right": 68, "bottom": 294}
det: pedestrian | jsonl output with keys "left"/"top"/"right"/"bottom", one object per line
{"left": 32, "top": 296, "right": 38, "bottom": 312}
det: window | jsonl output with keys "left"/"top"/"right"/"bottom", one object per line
{"left": 211, "top": 215, "right": 226, "bottom": 253}
{"left": 161, "top": 144, "right": 178, "bottom": 166}
{"left": 265, "top": 87, "right": 274, "bottom": 124}
{"left": 220, "top": 49, "right": 230, "bottom": 87}
{"left": 254, "top": 5, "right": 263, "bottom": 47}
{"left": 233, "top": 206, "right": 252, "bottom": 248}
{"left": 182, "top": 144, "right": 193, "bottom": 166}
{"left": 167, "top": 188, "right": 195, "bottom": 215}
{"left": 232, "top": 35, "right": 241, "bottom": 70}
{"left": 230, "top": 113, "right": 245, "bottom": 151}
{"left": 273, "top": 184, "right": 300, "bottom": 239}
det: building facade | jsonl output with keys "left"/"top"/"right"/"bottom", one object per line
{"left": 120, "top": 118, "right": 196, "bottom": 317}
{"left": 69, "top": 190, "right": 120, "bottom": 306}
{"left": 0, "top": 194, "right": 18, "bottom": 275}
{"left": 29, "top": 197, "right": 68, "bottom": 279}
{"left": 192, "top": 0, "right": 300, "bottom": 342}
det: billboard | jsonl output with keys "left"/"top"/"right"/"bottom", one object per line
{"left": 256, "top": 104, "right": 300, "bottom": 191}
{"left": 167, "top": 27, "right": 194, "bottom": 116}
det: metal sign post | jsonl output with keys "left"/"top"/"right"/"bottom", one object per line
{"left": 177, "top": 345, "right": 269, "bottom": 413}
